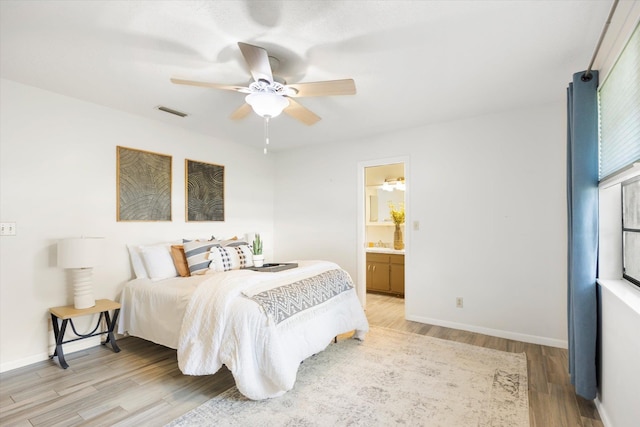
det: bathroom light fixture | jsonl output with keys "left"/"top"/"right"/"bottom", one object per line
{"left": 381, "top": 177, "right": 406, "bottom": 192}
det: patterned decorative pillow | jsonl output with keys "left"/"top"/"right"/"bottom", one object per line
{"left": 221, "top": 238, "right": 249, "bottom": 247}
{"left": 183, "top": 236, "right": 217, "bottom": 243}
{"left": 170, "top": 245, "right": 190, "bottom": 277}
{"left": 208, "top": 245, "right": 254, "bottom": 272}
{"left": 183, "top": 240, "right": 221, "bottom": 275}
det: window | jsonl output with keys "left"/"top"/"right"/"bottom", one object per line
{"left": 598, "top": 22, "right": 640, "bottom": 288}
{"left": 598, "top": 22, "right": 640, "bottom": 180}
{"left": 622, "top": 177, "right": 640, "bottom": 286}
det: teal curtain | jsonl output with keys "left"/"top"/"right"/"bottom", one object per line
{"left": 566, "top": 70, "right": 599, "bottom": 400}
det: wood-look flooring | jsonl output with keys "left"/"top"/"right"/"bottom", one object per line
{"left": 0, "top": 293, "right": 602, "bottom": 426}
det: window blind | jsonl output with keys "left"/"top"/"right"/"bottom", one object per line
{"left": 598, "top": 22, "right": 640, "bottom": 180}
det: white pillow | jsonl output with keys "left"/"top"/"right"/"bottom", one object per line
{"left": 127, "top": 244, "right": 148, "bottom": 279}
{"left": 140, "top": 244, "right": 178, "bottom": 281}
{"left": 208, "top": 245, "right": 254, "bottom": 272}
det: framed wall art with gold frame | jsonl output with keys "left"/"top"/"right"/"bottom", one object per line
{"left": 185, "top": 159, "right": 225, "bottom": 222}
{"left": 116, "top": 146, "right": 172, "bottom": 221}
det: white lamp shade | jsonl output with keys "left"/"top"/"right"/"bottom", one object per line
{"left": 58, "top": 237, "right": 104, "bottom": 268}
{"left": 245, "top": 92, "right": 289, "bottom": 118}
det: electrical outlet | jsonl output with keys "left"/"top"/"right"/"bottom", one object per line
{"left": 0, "top": 222, "right": 16, "bottom": 236}
{"left": 456, "top": 297, "right": 463, "bottom": 308}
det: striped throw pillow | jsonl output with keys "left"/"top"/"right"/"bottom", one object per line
{"left": 183, "top": 240, "right": 220, "bottom": 275}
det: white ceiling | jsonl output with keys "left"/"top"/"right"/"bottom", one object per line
{"left": 0, "top": 1, "right": 614, "bottom": 152}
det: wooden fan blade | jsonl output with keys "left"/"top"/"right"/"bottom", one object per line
{"left": 238, "top": 42, "right": 273, "bottom": 83}
{"left": 230, "top": 103, "right": 253, "bottom": 120}
{"left": 284, "top": 98, "right": 321, "bottom": 126}
{"left": 170, "top": 78, "right": 250, "bottom": 93}
{"left": 286, "top": 79, "right": 356, "bottom": 97}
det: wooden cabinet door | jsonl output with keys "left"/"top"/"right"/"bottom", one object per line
{"left": 366, "top": 263, "right": 375, "bottom": 289}
{"left": 390, "top": 262, "right": 405, "bottom": 295}
{"left": 369, "top": 261, "right": 390, "bottom": 292}
{"left": 389, "top": 254, "right": 405, "bottom": 296}
{"left": 366, "top": 253, "right": 391, "bottom": 292}
{"left": 366, "top": 253, "right": 403, "bottom": 295}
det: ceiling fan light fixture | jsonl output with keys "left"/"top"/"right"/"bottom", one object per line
{"left": 245, "top": 92, "right": 289, "bottom": 118}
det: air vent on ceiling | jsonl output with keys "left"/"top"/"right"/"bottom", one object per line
{"left": 156, "top": 105, "right": 188, "bottom": 118}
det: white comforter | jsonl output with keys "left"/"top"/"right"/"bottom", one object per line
{"left": 178, "top": 260, "right": 369, "bottom": 400}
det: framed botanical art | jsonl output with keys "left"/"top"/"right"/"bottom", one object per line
{"left": 186, "top": 159, "right": 225, "bottom": 222}
{"left": 116, "top": 146, "right": 172, "bottom": 221}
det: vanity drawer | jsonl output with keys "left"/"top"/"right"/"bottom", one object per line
{"left": 367, "top": 253, "right": 390, "bottom": 263}
{"left": 390, "top": 254, "right": 404, "bottom": 265}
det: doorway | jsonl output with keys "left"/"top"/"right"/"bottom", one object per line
{"left": 356, "top": 157, "right": 409, "bottom": 312}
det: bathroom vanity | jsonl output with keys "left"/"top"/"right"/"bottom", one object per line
{"left": 366, "top": 248, "right": 404, "bottom": 297}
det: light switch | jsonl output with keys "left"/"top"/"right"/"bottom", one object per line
{"left": 0, "top": 222, "right": 16, "bottom": 236}
{"left": 413, "top": 220, "right": 420, "bottom": 231}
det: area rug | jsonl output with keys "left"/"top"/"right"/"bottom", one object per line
{"left": 166, "top": 326, "right": 529, "bottom": 426}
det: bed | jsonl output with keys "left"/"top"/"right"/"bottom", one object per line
{"left": 118, "top": 259, "right": 369, "bottom": 400}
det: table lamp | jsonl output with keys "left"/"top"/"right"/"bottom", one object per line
{"left": 57, "top": 237, "right": 104, "bottom": 309}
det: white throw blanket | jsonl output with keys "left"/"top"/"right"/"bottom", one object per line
{"left": 177, "top": 260, "right": 369, "bottom": 400}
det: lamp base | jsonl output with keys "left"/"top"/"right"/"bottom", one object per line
{"left": 71, "top": 268, "right": 96, "bottom": 309}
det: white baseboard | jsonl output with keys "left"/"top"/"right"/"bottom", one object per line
{"left": 405, "top": 314, "right": 568, "bottom": 348}
{"left": 0, "top": 336, "right": 101, "bottom": 373}
{"left": 594, "top": 397, "right": 612, "bottom": 427}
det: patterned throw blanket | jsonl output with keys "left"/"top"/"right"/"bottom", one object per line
{"left": 249, "top": 269, "right": 354, "bottom": 324}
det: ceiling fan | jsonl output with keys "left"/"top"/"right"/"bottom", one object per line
{"left": 170, "top": 42, "right": 356, "bottom": 126}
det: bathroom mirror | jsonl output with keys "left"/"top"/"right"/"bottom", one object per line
{"left": 367, "top": 187, "right": 404, "bottom": 223}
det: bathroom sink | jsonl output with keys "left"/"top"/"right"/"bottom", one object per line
{"left": 366, "top": 247, "right": 404, "bottom": 254}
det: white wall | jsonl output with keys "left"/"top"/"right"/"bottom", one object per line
{"left": 274, "top": 102, "right": 568, "bottom": 347}
{"left": 0, "top": 79, "right": 275, "bottom": 371}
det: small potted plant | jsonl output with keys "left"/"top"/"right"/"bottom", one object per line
{"left": 252, "top": 234, "right": 264, "bottom": 267}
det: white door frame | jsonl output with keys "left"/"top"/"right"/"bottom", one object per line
{"left": 356, "top": 156, "right": 410, "bottom": 308}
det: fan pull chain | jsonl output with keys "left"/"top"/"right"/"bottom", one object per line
{"left": 263, "top": 116, "right": 270, "bottom": 155}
